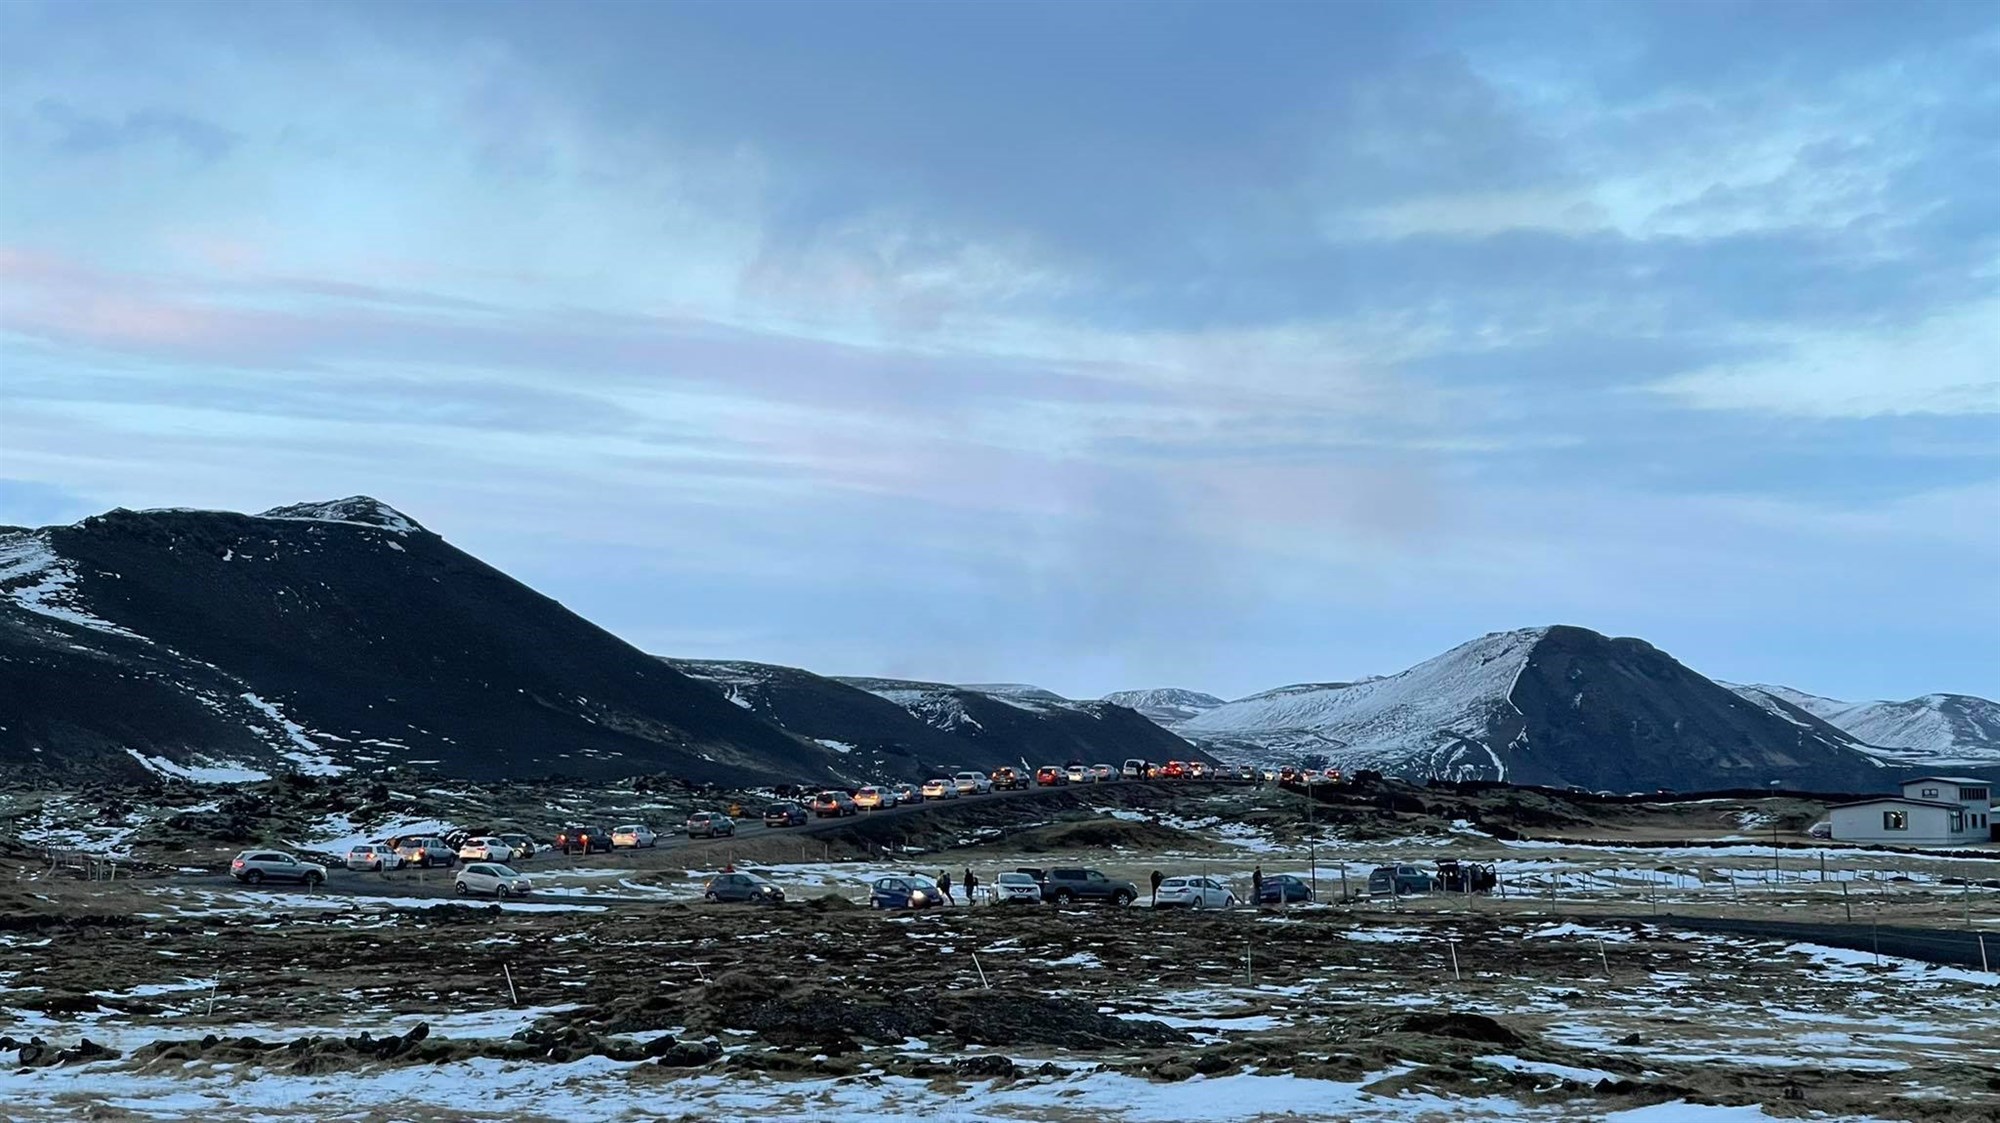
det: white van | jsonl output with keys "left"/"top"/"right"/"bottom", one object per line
{"left": 1122, "top": 759, "right": 1147, "bottom": 779}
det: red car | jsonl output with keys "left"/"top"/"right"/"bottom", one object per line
{"left": 1035, "top": 765, "right": 1066, "bottom": 786}
{"left": 1162, "top": 761, "right": 1188, "bottom": 779}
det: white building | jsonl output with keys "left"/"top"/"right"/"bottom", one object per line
{"left": 1830, "top": 775, "right": 1993, "bottom": 846}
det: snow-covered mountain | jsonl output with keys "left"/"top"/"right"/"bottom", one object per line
{"left": 1728, "top": 684, "right": 2000, "bottom": 768}
{"left": 1173, "top": 626, "right": 1893, "bottom": 791}
{"left": 0, "top": 498, "right": 861, "bottom": 785}
{"left": 1099, "top": 688, "right": 1226, "bottom": 726}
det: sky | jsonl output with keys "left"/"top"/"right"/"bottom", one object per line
{"left": 1, "top": 0, "right": 1995, "bottom": 703}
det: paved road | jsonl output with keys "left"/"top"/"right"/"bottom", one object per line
{"left": 1647, "top": 913, "right": 1997, "bottom": 971}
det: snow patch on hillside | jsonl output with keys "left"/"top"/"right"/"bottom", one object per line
{"left": 123, "top": 749, "right": 271, "bottom": 784}
{"left": 239, "top": 693, "right": 349, "bottom": 775}
{"left": 1101, "top": 688, "right": 1226, "bottom": 725}
{"left": 0, "top": 530, "right": 149, "bottom": 640}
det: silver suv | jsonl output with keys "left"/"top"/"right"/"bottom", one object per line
{"left": 230, "top": 851, "right": 327, "bottom": 887}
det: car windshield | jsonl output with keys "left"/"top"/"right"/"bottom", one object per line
{"left": 998, "top": 873, "right": 1032, "bottom": 884}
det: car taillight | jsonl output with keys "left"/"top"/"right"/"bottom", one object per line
{"left": 230, "top": 859, "right": 244, "bottom": 868}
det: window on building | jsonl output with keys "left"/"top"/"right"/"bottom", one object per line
{"left": 1960, "top": 786, "right": 1989, "bottom": 802}
{"left": 1882, "top": 810, "right": 1908, "bottom": 831}
{"left": 1950, "top": 812, "right": 1965, "bottom": 832}
{"left": 1920, "top": 787, "right": 1939, "bottom": 799}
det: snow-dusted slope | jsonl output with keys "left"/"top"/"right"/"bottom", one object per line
{"left": 1179, "top": 629, "right": 1546, "bottom": 780}
{"left": 1099, "top": 688, "right": 1226, "bottom": 726}
{"left": 1175, "top": 626, "right": 1891, "bottom": 791}
{"left": 837, "top": 677, "right": 1201, "bottom": 766}
{"left": 1729, "top": 684, "right": 2000, "bottom": 768}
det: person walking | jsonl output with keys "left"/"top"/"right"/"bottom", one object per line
{"left": 1149, "top": 869, "right": 1164, "bottom": 907}
{"left": 937, "top": 869, "right": 954, "bottom": 904}
{"left": 963, "top": 867, "right": 980, "bottom": 906}
{"left": 1252, "top": 865, "right": 1265, "bottom": 908}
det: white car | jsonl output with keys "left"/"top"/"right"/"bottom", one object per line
{"left": 922, "top": 778, "right": 958, "bottom": 800}
{"left": 455, "top": 863, "right": 532, "bottom": 898}
{"left": 1066, "top": 764, "right": 1090, "bottom": 784}
{"left": 345, "top": 844, "right": 403, "bottom": 872}
{"left": 1189, "top": 761, "right": 1211, "bottom": 779}
{"left": 1155, "top": 876, "right": 1237, "bottom": 910}
{"left": 457, "top": 837, "right": 511, "bottom": 862}
{"left": 953, "top": 771, "right": 992, "bottom": 795}
{"left": 611, "top": 824, "right": 658, "bottom": 849}
{"left": 994, "top": 871, "right": 1042, "bottom": 905}
{"left": 1091, "top": 764, "right": 1115, "bottom": 782}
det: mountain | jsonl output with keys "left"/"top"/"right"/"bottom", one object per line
{"left": 1099, "top": 687, "right": 1226, "bottom": 726}
{"left": 835, "top": 677, "right": 1205, "bottom": 769}
{"left": 1728, "top": 684, "right": 2000, "bottom": 769}
{"left": 1173, "top": 626, "right": 1893, "bottom": 792}
{"left": 0, "top": 498, "right": 855, "bottom": 785}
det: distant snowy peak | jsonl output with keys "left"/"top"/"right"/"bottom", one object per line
{"left": 1729, "top": 683, "right": 2000, "bottom": 766}
{"left": 1099, "top": 687, "right": 1226, "bottom": 726}
{"left": 258, "top": 496, "right": 424, "bottom": 534}
{"left": 959, "top": 682, "right": 1071, "bottom": 705}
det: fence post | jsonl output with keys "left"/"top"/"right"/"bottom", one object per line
{"left": 1841, "top": 881, "right": 1852, "bottom": 922}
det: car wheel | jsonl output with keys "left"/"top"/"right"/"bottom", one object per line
{"left": 1225, "top": 895, "right": 1238, "bottom": 907}
{"left": 243, "top": 870, "right": 264, "bottom": 885}
{"left": 1053, "top": 889, "right": 1073, "bottom": 905}
{"left": 1189, "top": 896, "right": 1202, "bottom": 910}
{"left": 496, "top": 885, "right": 510, "bottom": 899}
{"left": 1112, "top": 890, "right": 1133, "bottom": 907}
{"left": 304, "top": 872, "right": 324, "bottom": 888}
{"left": 454, "top": 882, "right": 468, "bottom": 896}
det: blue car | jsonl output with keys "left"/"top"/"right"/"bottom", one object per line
{"left": 870, "top": 876, "right": 942, "bottom": 910}
{"left": 1257, "top": 874, "right": 1314, "bottom": 904}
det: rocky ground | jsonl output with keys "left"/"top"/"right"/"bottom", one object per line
{"left": 2, "top": 779, "right": 1996, "bottom": 1121}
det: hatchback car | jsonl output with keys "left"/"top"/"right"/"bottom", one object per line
{"left": 611, "top": 824, "right": 658, "bottom": 849}
{"left": 854, "top": 786, "right": 887, "bottom": 810}
{"left": 763, "top": 802, "right": 809, "bottom": 828}
{"left": 920, "top": 778, "right": 955, "bottom": 800}
{"left": 1257, "top": 874, "right": 1315, "bottom": 904}
{"left": 1065, "top": 764, "right": 1090, "bottom": 784}
{"left": 1035, "top": 766, "right": 1066, "bottom": 786}
{"left": 1367, "top": 865, "right": 1434, "bottom": 896}
{"left": 345, "top": 844, "right": 402, "bottom": 872}
{"left": 455, "top": 863, "right": 531, "bottom": 898}
{"left": 704, "top": 872, "right": 786, "bottom": 904}
{"left": 458, "top": 837, "right": 511, "bottom": 862}
{"left": 1161, "top": 761, "right": 1188, "bottom": 779}
{"left": 494, "top": 833, "right": 537, "bottom": 861}
{"left": 1156, "top": 876, "right": 1237, "bottom": 910}
{"left": 994, "top": 871, "right": 1042, "bottom": 905}
{"left": 892, "top": 783, "right": 923, "bottom": 804}
{"left": 1091, "top": 764, "right": 1116, "bottom": 782}
{"left": 870, "top": 876, "right": 941, "bottom": 910}
{"left": 230, "top": 851, "right": 327, "bottom": 886}
{"left": 685, "top": 812, "right": 736, "bottom": 838}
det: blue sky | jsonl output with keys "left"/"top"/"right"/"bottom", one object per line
{"left": 2, "top": 0, "right": 1995, "bottom": 702}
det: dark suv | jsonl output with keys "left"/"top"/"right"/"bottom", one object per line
{"left": 1031, "top": 867, "right": 1137, "bottom": 906}
{"left": 763, "top": 803, "right": 808, "bottom": 828}
{"left": 555, "top": 825, "right": 613, "bottom": 855}
{"left": 989, "top": 766, "right": 1026, "bottom": 791}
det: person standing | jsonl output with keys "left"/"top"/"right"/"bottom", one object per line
{"left": 937, "top": 869, "right": 954, "bottom": 904}
{"left": 1252, "top": 865, "right": 1265, "bottom": 908}
{"left": 1149, "top": 869, "right": 1164, "bottom": 906}
{"left": 963, "top": 867, "right": 980, "bottom": 905}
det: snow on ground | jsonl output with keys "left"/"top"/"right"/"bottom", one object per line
{"left": 239, "top": 692, "right": 348, "bottom": 775}
{"left": 1, "top": 1060, "right": 1897, "bottom": 1123}
{"left": 122, "top": 749, "right": 271, "bottom": 784}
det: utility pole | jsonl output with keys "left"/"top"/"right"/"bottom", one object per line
{"left": 1769, "top": 780, "right": 1783, "bottom": 883}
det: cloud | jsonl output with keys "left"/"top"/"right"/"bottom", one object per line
{"left": 1651, "top": 300, "right": 2000, "bottom": 418}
